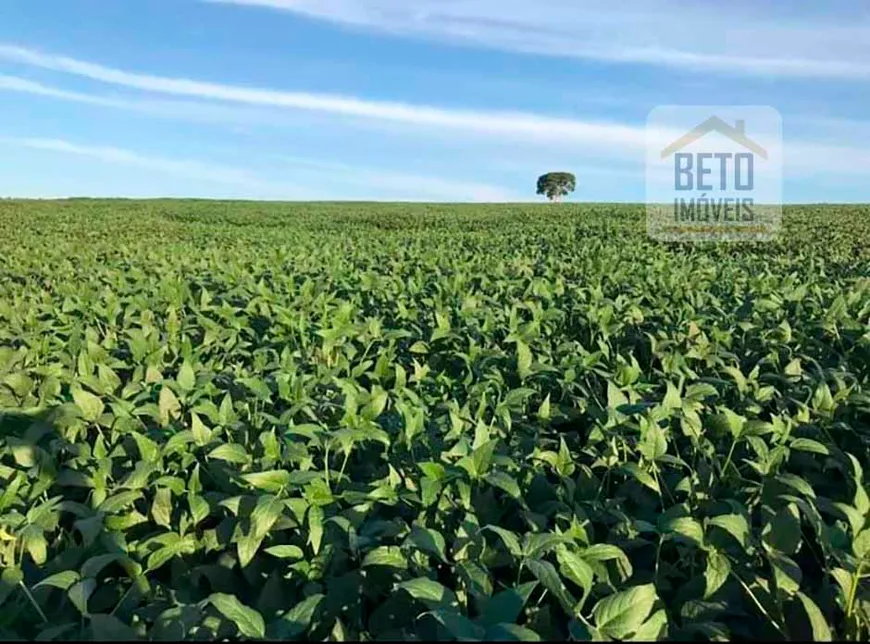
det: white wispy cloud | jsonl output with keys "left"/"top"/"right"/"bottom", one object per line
{"left": 0, "top": 74, "right": 319, "bottom": 128}
{"left": 0, "top": 136, "right": 517, "bottom": 202}
{"left": 0, "top": 44, "right": 653, "bottom": 149}
{"left": 206, "top": 0, "right": 870, "bottom": 79}
{"left": 271, "top": 154, "right": 519, "bottom": 201}
{"left": 2, "top": 137, "right": 293, "bottom": 189}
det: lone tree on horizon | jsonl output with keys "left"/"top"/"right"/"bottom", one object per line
{"left": 536, "top": 172, "right": 576, "bottom": 202}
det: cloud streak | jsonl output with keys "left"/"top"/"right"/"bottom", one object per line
{"left": 271, "top": 154, "right": 519, "bottom": 201}
{"left": 205, "top": 0, "right": 870, "bottom": 79}
{"left": 2, "top": 136, "right": 295, "bottom": 190}
{"left": 0, "top": 74, "right": 321, "bottom": 128}
{"left": 0, "top": 44, "right": 652, "bottom": 149}
{"left": 0, "top": 136, "right": 517, "bottom": 202}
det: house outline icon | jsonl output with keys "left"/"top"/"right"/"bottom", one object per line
{"left": 660, "top": 116, "right": 768, "bottom": 160}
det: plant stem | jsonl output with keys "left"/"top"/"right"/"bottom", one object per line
{"left": 110, "top": 583, "right": 137, "bottom": 617}
{"left": 846, "top": 560, "right": 866, "bottom": 641}
{"left": 19, "top": 581, "right": 48, "bottom": 624}
{"left": 720, "top": 438, "right": 738, "bottom": 482}
{"left": 337, "top": 450, "right": 351, "bottom": 487}
{"left": 732, "top": 571, "right": 787, "bottom": 639}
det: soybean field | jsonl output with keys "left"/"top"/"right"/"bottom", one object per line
{"left": 1, "top": 199, "right": 869, "bottom": 641}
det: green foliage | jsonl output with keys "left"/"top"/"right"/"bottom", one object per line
{"left": 536, "top": 172, "right": 576, "bottom": 202}
{"left": 1, "top": 199, "right": 870, "bottom": 640}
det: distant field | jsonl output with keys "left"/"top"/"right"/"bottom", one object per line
{"left": 1, "top": 200, "right": 869, "bottom": 640}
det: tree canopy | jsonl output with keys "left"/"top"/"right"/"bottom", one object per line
{"left": 536, "top": 172, "right": 576, "bottom": 202}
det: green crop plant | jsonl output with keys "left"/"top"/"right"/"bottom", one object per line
{"left": 0, "top": 199, "right": 869, "bottom": 640}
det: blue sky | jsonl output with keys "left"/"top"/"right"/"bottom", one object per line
{"left": 1, "top": 0, "right": 868, "bottom": 202}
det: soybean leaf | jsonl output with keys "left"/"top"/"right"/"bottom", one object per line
{"left": 525, "top": 559, "right": 576, "bottom": 614}
{"left": 592, "top": 583, "right": 658, "bottom": 640}
{"left": 398, "top": 578, "right": 458, "bottom": 611}
{"left": 362, "top": 546, "right": 408, "bottom": 569}
{"left": 271, "top": 594, "right": 324, "bottom": 639}
{"left": 485, "top": 526, "right": 523, "bottom": 559}
{"left": 477, "top": 582, "right": 538, "bottom": 628}
{"left": 427, "top": 609, "right": 486, "bottom": 640}
{"left": 209, "top": 593, "right": 265, "bottom": 639}
{"left": 793, "top": 592, "right": 833, "bottom": 642}
{"left": 405, "top": 527, "right": 448, "bottom": 563}
{"left": 34, "top": 571, "right": 80, "bottom": 591}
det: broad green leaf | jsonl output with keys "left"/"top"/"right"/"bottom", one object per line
{"left": 537, "top": 394, "right": 551, "bottom": 421}
{"left": 852, "top": 529, "right": 870, "bottom": 559}
{"left": 362, "top": 546, "right": 408, "bottom": 569}
{"left": 556, "top": 546, "right": 594, "bottom": 608}
{"left": 784, "top": 359, "right": 802, "bottom": 377}
{"left": 208, "top": 443, "right": 250, "bottom": 465}
{"left": 794, "top": 592, "right": 833, "bottom": 641}
{"left": 151, "top": 488, "right": 173, "bottom": 529}
{"left": 237, "top": 532, "right": 265, "bottom": 568}
{"left": 485, "top": 471, "right": 522, "bottom": 500}
{"left": 607, "top": 381, "right": 629, "bottom": 409}
{"left": 68, "top": 578, "right": 97, "bottom": 615}
{"left": 523, "top": 533, "right": 569, "bottom": 559}
{"left": 239, "top": 377, "right": 272, "bottom": 402}
{"left": 525, "top": 559, "right": 575, "bottom": 614}
{"left": 158, "top": 386, "right": 181, "bottom": 428}
{"left": 272, "top": 594, "right": 324, "bottom": 639}
{"left": 662, "top": 381, "right": 681, "bottom": 411}
{"left": 660, "top": 516, "right": 705, "bottom": 547}
{"left": 704, "top": 551, "right": 731, "bottom": 599}
{"left": 398, "top": 578, "right": 458, "bottom": 611}
{"left": 776, "top": 474, "right": 816, "bottom": 499}
{"left": 99, "top": 491, "right": 143, "bottom": 514}
{"left": 176, "top": 361, "right": 196, "bottom": 393}
{"left": 427, "top": 609, "right": 486, "bottom": 640}
{"left": 250, "top": 495, "right": 285, "bottom": 537}
{"left": 477, "top": 582, "right": 538, "bottom": 628}
{"left": 0, "top": 567, "right": 23, "bottom": 607}
{"left": 34, "top": 570, "right": 80, "bottom": 591}
{"left": 580, "top": 544, "right": 633, "bottom": 579}
{"left": 80, "top": 553, "right": 135, "bottom": 579}
{"left": 72, "top": 388, "right": 104, "bottom": 423}
{"left": 790, "top": 438, "right": 829, "bottom": 456}
{"left": 762, "top": 503, "right": 802, "bottom": 556}
{"left": 147, "top": 547, "right": 179, "bottom": 572}
{"left": 307, "top": 505, "right": 324, "bottom": 555}
{"left": 627, "top": 609, "right": 668, "bottom": 641}
{"left": 768, "top": 550, "right": 802, "bottom": 596}
{"left": 121, "top": 461, "right": 157, "bottom": 490}
{"left": 22, "top": 526, "right": 48, "bottom": 565}
{"left": 188, "top": 494, "right": 210, "bottom": 526}
{"left": 241, "top": 470, "right": 292, "bottom": 493}
{"left": 264, "top": 545, "right": 305, "bottom": 560}
{"left": 209, "top": 593, "right": 265, "bottom": 639}
{"left": 405, "top": 527, "right": 448, "bottom": 563}
{"left": 191, "top": 412, "right": 212, "bottom": 447}
{"left": 708, "top": 514, "right": 749, "bottom": 549}
{"left": 516, "top": 341, "right": 533, "bottom": 380}
{"left": 592, "top": 583, "right": 658, "bottom": 639}
{"left": 456, "top": 561, "right": 492, "bottom": 603}
{"left": 485, "top": 526, "right": 523, "bottom": 558}
{"left": 622, "top": 462, "right": 660, "bottom": 493}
